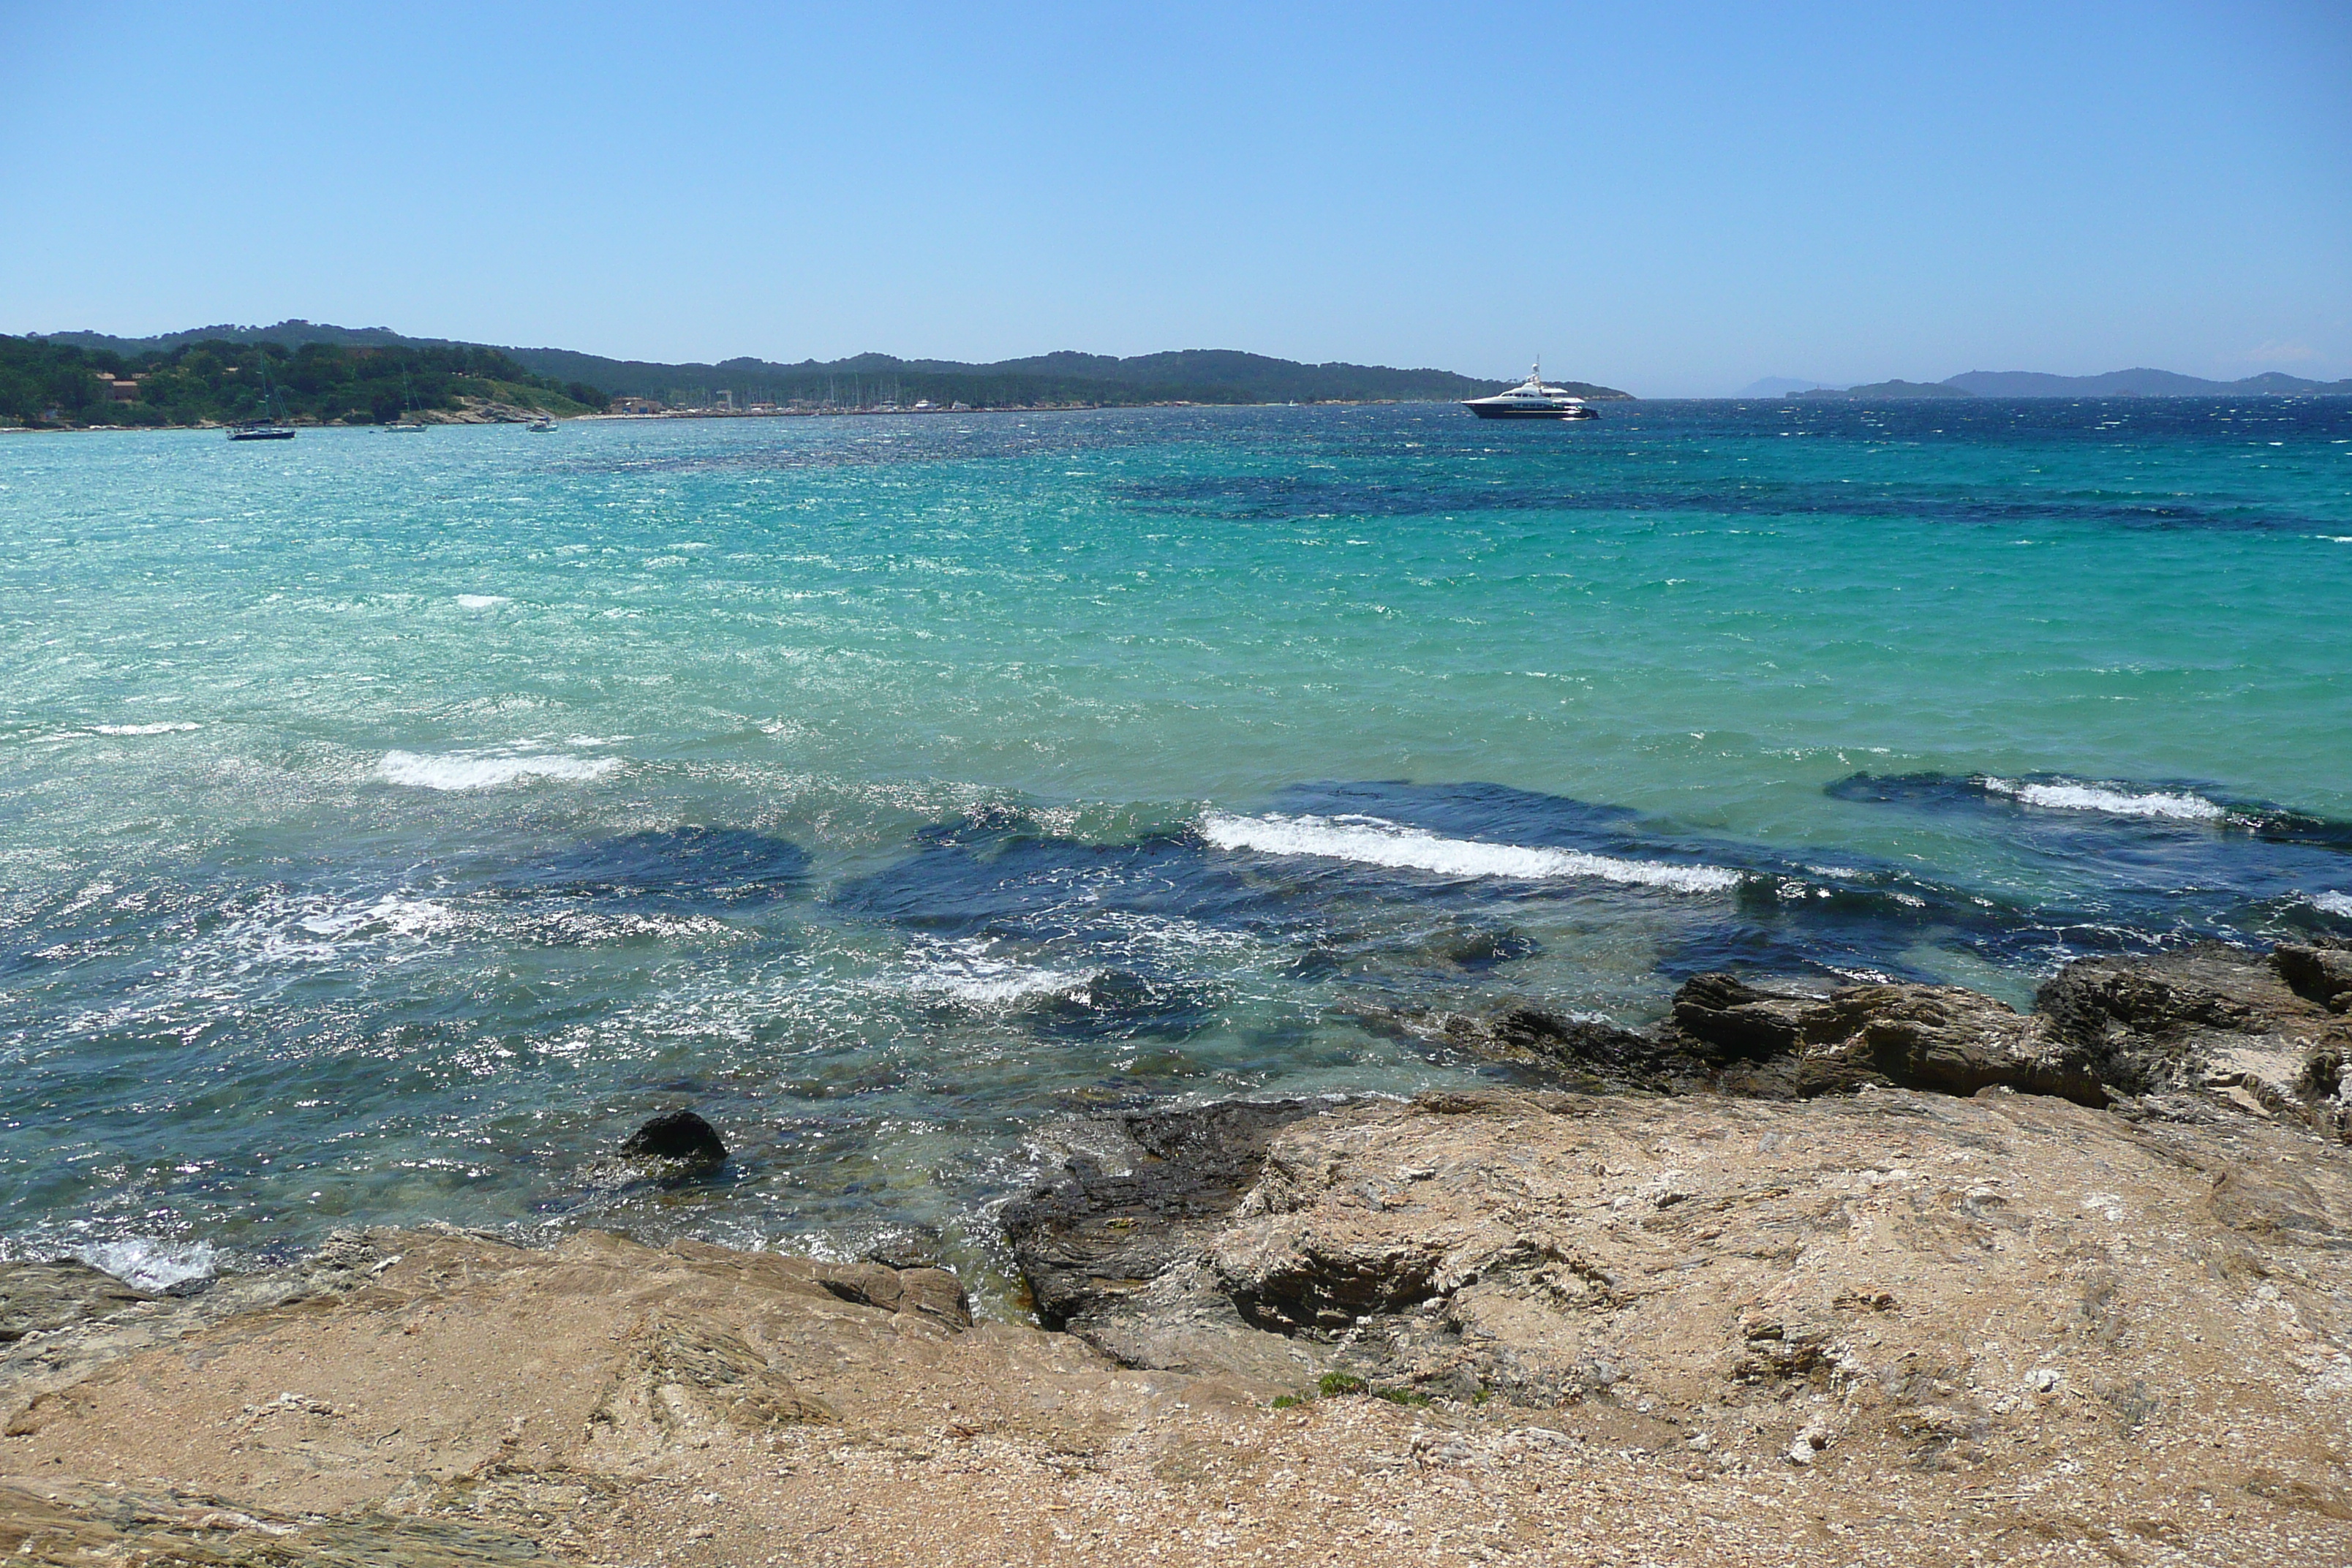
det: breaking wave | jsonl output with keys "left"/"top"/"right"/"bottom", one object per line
{"left": 1978, "top": 777, "right": 2228, "bottom": 822}
{"left": 901, "top": 941, "right": 1090, "bottom": 1005}
{"left": 1199, "top": 811, "right": 1741, "bottom": 893}
{"left": 72, "top": 1237, "right": 219, "bottom": 1292}
{"left": 378, "top": 750, "right": 621, "bottom": 791}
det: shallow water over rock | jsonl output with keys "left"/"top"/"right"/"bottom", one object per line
{"left": 2, "top": 399, "right": 2348, "bottom": 1273}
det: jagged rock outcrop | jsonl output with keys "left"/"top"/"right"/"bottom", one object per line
{"left": 990, "top": 1073, "right": 2352, "bottom": 1563}
{"left": 2038, "top": 943, "right": 2352, "bottom": 1134}
{"left": 1394, "top": 971, "right": 2115, "bottom": 1104}
{"left": 1003, "top": 943, "right": 2352, "bottom": 1415}
{"left": 1001, "top": 1098, "right": 1332, "bottom": 1332}
{"left": 2277, "top": 941, "right": 2352, "bottom": 1012}
{"left": 1382, "top": 946, "right": 2351, "bottom": 1137}
{"left": 1206, "top": 1084, "right": 2352, "bottom": 1427}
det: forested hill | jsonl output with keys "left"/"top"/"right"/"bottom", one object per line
{"left": 0, "top": 333, "right": 605, "bottom": 428}
{"left": 32, "top": 323, "right": 1631, "bottom": 408}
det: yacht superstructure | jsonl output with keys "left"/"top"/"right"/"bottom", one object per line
{"left": 1462, "top": 362, "right": 1598, "bottom": 420}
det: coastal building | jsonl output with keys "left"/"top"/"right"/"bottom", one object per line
{"left": 608, "top": 396, "right": 663, "bottom": 416}
{"left": 96, "top": 373, "right": 142, "bottom": 402}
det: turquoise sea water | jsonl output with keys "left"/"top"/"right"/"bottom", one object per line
{"left": 4, "top": 399, "right": 2349, "bottom": 1290}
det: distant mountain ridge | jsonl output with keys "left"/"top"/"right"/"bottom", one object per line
{"left": 1734, "top": 376, "right": 1838, "bottom": 397}
{"left": 1792, "top": 366, "right": 2352, "bottom": 399}
{"left": 31, "top": 322, "right": 1631, "bottom": 407}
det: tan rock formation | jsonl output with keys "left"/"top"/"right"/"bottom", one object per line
{"left": 5, "top": 947, "right": 2351, "bottom": 1564}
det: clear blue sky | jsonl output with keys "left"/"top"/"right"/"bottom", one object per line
{"left": 3, "top": 2, "right": 2345, "bottom": 395}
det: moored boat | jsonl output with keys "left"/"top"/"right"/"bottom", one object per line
{"left": 1462, "top": 362, "right": 1598, "bottom": 420}
{"left": 228, "top": 354, "right": 298, "bottom": 440}
{"left": 384, "top": 371, "right": 429, "bottom": 431}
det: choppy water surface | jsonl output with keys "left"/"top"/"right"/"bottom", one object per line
{"left": 3, "top": 398, "right": 2348, "bottom": 1289}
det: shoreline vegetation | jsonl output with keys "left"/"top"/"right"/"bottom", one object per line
{"left": 4, "top": 940, "right": 2349, "bottom": 1563}
{"left": 1, "top": 321, "right": 1630, "bottom": 431}
{"left": 0, "top": 336, "right": 609, "bottom": 431}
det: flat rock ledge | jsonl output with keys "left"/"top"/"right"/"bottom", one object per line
{"left": 4, "top": 944, "right": 2350, "bottom": 1565}
{"left": 994, "top": 942, "right": 2352, "bottom": 1561}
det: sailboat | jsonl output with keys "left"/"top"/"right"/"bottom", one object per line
{"left": 384, "top": 370, "right": 429, "bottom": 431}
{"left": 228, "top": 354, "right": 298, "bottom": 440}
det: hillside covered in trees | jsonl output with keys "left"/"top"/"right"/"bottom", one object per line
{"left": 0, "top": 334, "right": 606, "bottom": 428}
{"left": 32, "top": 321, "right": 1629, "bottom": 412}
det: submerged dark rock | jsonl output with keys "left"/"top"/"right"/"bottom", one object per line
{"left": 619, "top": 1110, "right": 728, "bottom": 1172}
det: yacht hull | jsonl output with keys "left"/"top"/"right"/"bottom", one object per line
{"left": 1465, "top": 404, "right": 1597, "bottom": 420}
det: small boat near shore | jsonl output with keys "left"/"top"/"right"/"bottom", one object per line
{"left": 228, "top": 355, "right": 298, "bottom": 440}
{"left": 383, "top": 372, "right": 429, "bottom": 431}
{"left": 1462, "top": 362, "right": 1598, "bottom": 420}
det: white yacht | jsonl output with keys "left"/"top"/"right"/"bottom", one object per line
{"left": 1462, "top": 362, "right": 1597, "bottom": 420}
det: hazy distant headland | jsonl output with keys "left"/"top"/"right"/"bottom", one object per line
{"left": 1763, "top": 366, "right": 2352, "bottom": 399}
{"left": 4, "top": 320, "right": 1631, "bottom": 428}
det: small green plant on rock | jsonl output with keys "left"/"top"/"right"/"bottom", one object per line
{"left": 1272, "top": 1371, "right": 1439, "bottom": 1410}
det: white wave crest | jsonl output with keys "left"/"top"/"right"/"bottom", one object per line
{"left": 92, "top": 721, "right": 202, "bottom": 736}
{"left": 73, "top": 1237, "right": 218, "bottom": 1292}
{"left": 903, "top": 947, "right": 1089, "bottom": 1005}
{"left": 454, "top": 594, "right": 511, "bottom": 609}
{"left": 1199, "top": 811, "right": 1741, "bottom": 894}
{"left": 1979, "top": 777, "right": 2226, "bottom": 821}
{"left": 296, "top": 893, "right": 455, "bottom": 942}
{"left": 231, "top": 892, "right": 458, "bottom": 966}
{"left": 2310, "top": 892, "right": 2352, "bottom": 919}
{"left": 378, "top": 750, "right": 620, "bottom": 790}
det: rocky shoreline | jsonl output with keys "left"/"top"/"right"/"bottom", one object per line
{"left": 5, "top": 941, "right": 2350, "bottom": 1564}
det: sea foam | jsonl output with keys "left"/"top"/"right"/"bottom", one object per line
{"left": 2311, "top": 892, "right": 2352, "bottom": 919}
{"left": 228, "top": 892, "right": 458, "bottom": 967}
{"left": 73, "top": 1237, "right": 218, "bottom": 1292}
{"left": 1979, "top": 777, "right": 2227, "bottom": 822}
{"left": 902, "top": 943, "right": 1088, "bottom": 1005}
{"left": 1199, "top": 811, "right": 1740, "bottom": 893}
{"left": 378, "top": 750, "right": 620, "bottom": 791}
{"left": 92, "top": 722, "right": 202, "bottom": 736}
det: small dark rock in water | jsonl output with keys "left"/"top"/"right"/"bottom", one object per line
{"left": 619, "top": 1109, "right": 728, "bottom": 1170}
